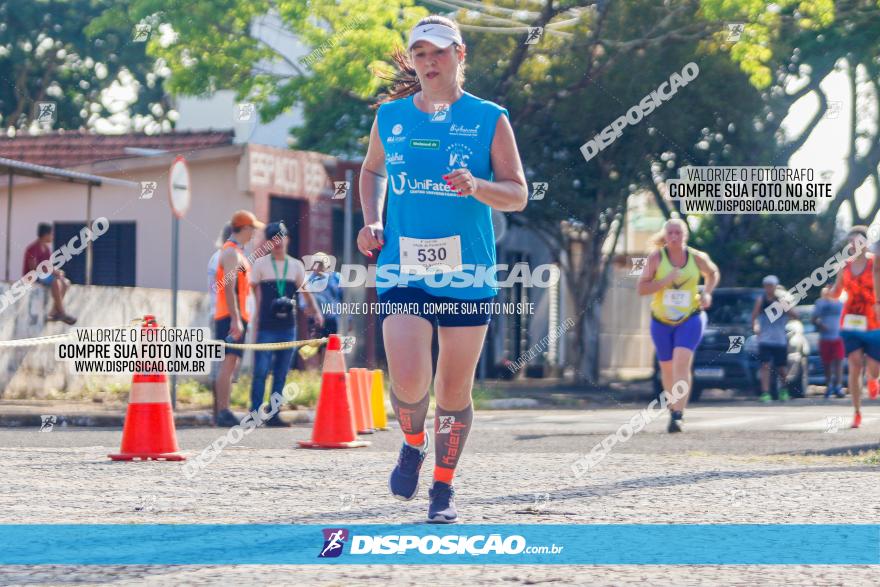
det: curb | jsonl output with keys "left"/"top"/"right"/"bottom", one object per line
{"left": 0, "top": 410, "right": 314, "bottom": 428}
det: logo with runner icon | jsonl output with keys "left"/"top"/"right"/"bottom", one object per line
{"left": 319, "top": 528, "right": 349, "bottom": 558}
{"left": 437, "top": 416, "right": 456, "bottom": 434}
{"left": 727, "top": 336, "right": 744, "bottom": 354}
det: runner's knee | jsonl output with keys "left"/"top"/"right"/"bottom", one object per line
{"left": 389, "top": 370, "right": 431, "bottom": 401}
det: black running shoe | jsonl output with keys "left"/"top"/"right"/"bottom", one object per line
{"left": 667, "top": 410, "right": 683, "bottom": 433}
{"left": 427, "top": 481, "right": 458, "bottom": 524}
{"left": 389, "top": 435, "right": 429, "bottom": 501}
{"left": 215, "top": 409, "right": 241, "bottom": 428}
{"left": 264, "top": 414, "right": 291, "bottom": 427}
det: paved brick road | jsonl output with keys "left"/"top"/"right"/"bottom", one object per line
{"left": 1, "top": 405, "right": 878, "bottom": 585}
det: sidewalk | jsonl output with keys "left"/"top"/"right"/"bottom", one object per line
{"left": 0, "top": 399, "right": 313, "bottom": 428}
{"left": 478, "top": 377, "right": 657, "bottom": 408}
{"left": 0, "top": 379, "right": 657, "bottom": 427}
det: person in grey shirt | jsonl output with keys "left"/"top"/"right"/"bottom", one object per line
{"left": 813, "top": 285, "right": 846, "bottom": 398}
{"left": 752, "top": 275, "right": 798, "bottom": 401}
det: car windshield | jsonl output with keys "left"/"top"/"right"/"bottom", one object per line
{"left": 705, "top": 292, "right": 760, "bottom": 325}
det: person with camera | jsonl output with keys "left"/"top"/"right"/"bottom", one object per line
{"left": 249, "top": 221, "right": 323, "bottom": 426}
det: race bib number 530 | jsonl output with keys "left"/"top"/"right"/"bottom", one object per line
{"left": 400, "top": 235, "right": 463, "bottom": 273}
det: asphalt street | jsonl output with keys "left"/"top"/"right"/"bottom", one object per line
{"left": 1, "top": 401, "right": 878, "bottom": 585}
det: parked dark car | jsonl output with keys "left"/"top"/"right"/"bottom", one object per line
{"left": 796, "top": 304, "right": 848, "bottom": 386}
{"left": 652, "top": 288, "right": 810, "bottom": 401}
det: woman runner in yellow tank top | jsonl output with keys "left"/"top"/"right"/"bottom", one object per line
{"left": 638, "top": 218, "right": 720, "bottom": 432}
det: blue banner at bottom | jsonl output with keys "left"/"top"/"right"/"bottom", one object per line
{"left": 0, "top": 525, "right": 877, "bottom": 565}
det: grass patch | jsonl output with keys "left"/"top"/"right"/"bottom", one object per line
{"left": 471, "top": 384, "right": 503, "bottom": 410}
{"left": 168, "top": 370, "right": 325, "bottom": 410}
{"left": 175, "top": 379, "right": 213, "bottom": 408}
{"left": 417, "top": 384, "right": 502, "bottom": 411}
{"left": 231, "top": 370, "right": 324, "bottom": 410}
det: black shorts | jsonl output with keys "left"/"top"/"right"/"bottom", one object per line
{"left": 215, "top": 317, "right": 248, "bottom": 357}
{"left": 378, "top": 287, "right": 494, "bottom": 327}
{"left": 758, "top": 344, "right": 787, "bottom": 367}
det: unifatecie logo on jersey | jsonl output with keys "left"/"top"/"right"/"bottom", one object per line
{"left": 386, "top": 152, "right": 405, "bottom": 166}
{"left": 389, "top": 172, "right": 458, "bottom": 197}
{"left": 386, "top": 123, "right": 406, "bottom": 143}
{"left": 318, "top": 528, "right": 349, "bottom": 558}
{"left": 445, "top": 143, "right": 473, "bottom": 172}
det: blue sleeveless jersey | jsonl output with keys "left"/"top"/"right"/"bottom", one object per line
{"left": 376, "top": 91, "right": 508, "bottom": 300}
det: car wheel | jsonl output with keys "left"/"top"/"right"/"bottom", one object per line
{"left": 689, "top": 385, "right": 704, "bottom": 403}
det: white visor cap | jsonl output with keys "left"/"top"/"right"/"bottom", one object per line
{"left": 408, "top": 22, "right": 463, "bottom": 50}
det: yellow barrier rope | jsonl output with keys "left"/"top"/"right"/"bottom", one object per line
{"left": 0, "top": 332, "right": 78, "bottom": 347}
{"left": 222, "top": 337, "right": 327, "bottom": 351}
{"left": 0, "top": 320, "right": 329, "bottom": 354}
{"left": 0, "top": 321, "right": 141, "bottom": 348}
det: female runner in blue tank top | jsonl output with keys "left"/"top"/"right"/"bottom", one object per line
{"left": 358, "top": 15, "right": 528, "bottom": 523}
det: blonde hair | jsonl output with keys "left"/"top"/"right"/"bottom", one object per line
{"left": 373, "top": 15, "right": 467, "bottom": 108}
{"left": 650, "top": 218, "right": 688, "bottom": 250}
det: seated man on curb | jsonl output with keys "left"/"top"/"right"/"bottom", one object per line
{"left": 22, "top": 223, "right": 76, "bottom": 325}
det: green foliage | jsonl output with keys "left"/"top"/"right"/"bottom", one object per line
{"left": 471, "top": 384, "right": 503, "bottom": 410}
{"left": 229, "top": 369, "right": 323, "bottom": 409}
{"left": 93, "top": 0, "right": 422, "bottom": 149}
{"left": 690, "top": 214, "right": 838, "bottom": 294}
{"left": 171, "top": 369, "right": 324, "bottom": 409}
{"left": 175, "top": 378, "right": 213, "bottom": 408}
{"left": 699, "top": 0, "right": 836, "bottom": 88}
{"left": 0, "top": 0, "right": 171, "bottom": 131}
{"left": 83, "top": 0, "right": 880, "bottom": 376}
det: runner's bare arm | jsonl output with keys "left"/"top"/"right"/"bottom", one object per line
{"left": 358, "top": 117, "right": 387, "bottom": 256}
{"left": 464, "top": 114, "right": 527, "bottom": 212}
{"left": 636, "top": 251, "right": 666, "bottom": 296}
{"left": 750, "top": 296, "right": 762, "bottom": 328}
{"left": 829, "top": 266, "right": 844, "bottom": 298}
{"left": 694, "top": 252, "right": 720, "bottom": 295}
{"left": 873, "top": 252, "right": 880, "bottom": 316}
{"left": 360, "top": 117, "right": 387, "bottom": 225}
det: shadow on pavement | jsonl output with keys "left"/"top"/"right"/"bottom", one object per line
{"left": 784, "top": 443, "right": 880, "bottom": 457}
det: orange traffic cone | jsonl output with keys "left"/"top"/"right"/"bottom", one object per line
{"left": 344, "top": 371, "right": 357, "bottom": 433}
{"left": 370, "top": 369, "right": 390, "bottom": 430}
{"left": 349, "top": 368, "right": 374, "bottom": 434}
{"left": 109, "top": 315, "right": 184, "bottom": 461}
{"left": 356, "top": 368, "right": 376, "bottom": 431}
{"left": 298, "top": 335, "right": 369, "bottom": 449}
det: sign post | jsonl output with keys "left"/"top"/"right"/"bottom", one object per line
{"left": 168, "top": 156, "right": 191, "bottom": 409}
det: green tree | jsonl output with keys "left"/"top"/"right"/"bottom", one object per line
{"left": 0, "top": 0, "right": 171, "bottom": 132}
{"left": 95, "top": 0, "right": 780, "bottom": 382}
{"left": 687, "top": 0, "right": 880, "bottom": 288}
